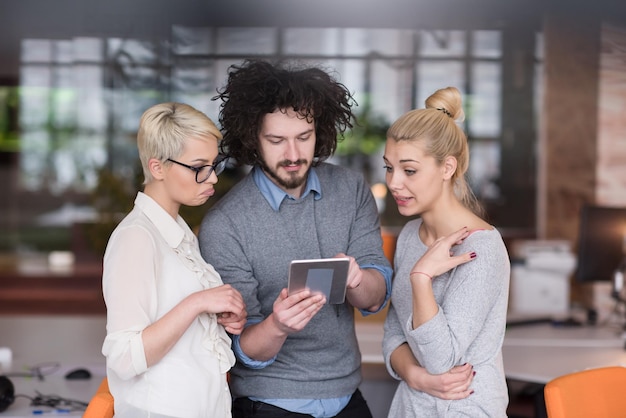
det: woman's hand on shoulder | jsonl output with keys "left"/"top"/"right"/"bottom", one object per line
{"left": 411, "top": 227, "right": 477, "bottom": 280}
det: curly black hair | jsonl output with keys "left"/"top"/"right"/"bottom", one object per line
{"left": 212, "top": 59, "right": 357, "bottom": 166}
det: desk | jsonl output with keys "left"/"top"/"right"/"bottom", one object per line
{"left": 503, "top": 323, "right": 626, "bottom": 383}
{"left": 0, "top": 375, "right": 103, "bottom": 417}
{"left": 355, "top": 322, "right": 626, "bottom": 384}
{"left": 0, "top": 315, "right": 107, "bottom": 417}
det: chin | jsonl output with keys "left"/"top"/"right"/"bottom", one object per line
{"left": 397, "top": 206, "right": 419, "bottom": 218}
{"left": 192, "top": 196, "right": 209, "bottom": 206}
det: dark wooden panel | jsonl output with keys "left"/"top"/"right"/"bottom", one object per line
{"left": 0, "top": 262, "right": 105, "bottom": 315}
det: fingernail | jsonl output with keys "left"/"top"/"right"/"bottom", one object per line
{"left": 470, "top": 252, "right": 477, "bottom": 259}
{"left": 473, "top": 371, "right": 476, "bottom": 376}
{"left": 470, "top": 390, "right": 475, "bottom": 395}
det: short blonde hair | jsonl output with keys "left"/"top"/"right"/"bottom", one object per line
{"left": 386, "top": 87, "right": 483, "bottom": 216}
{"left": 137, "top": 102, "right": 222, "bottom": 184}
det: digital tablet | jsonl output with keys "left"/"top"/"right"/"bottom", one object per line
{"left": 288, "top": 257, "right": 350, "bottom": 304}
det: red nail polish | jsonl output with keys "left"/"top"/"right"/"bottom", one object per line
{"left": 470, "top": 252, "right": 477, "bottom": 259}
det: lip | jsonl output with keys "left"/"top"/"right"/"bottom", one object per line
{"left": 282, "top": 163, "right": 302, "bottom": 173}
{"left": 393, "top": 195, "right": 413, "bottom": 206}
{"left": 202, "top": 189, "right": 215, "bottom": 197}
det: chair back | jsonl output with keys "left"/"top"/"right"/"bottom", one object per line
{"left": 544, "top": 366, "right": 626, "bottom": 418}
{"left": 83, "top": 377, "right": 114, "bottom": 418}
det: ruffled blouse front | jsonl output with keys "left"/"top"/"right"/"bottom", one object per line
{"left": 102, "top": 192, "right": 235, "bottom": 418}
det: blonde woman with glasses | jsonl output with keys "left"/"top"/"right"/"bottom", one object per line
{"left": 102, "top": 102, "right": 246, "bottom": 418}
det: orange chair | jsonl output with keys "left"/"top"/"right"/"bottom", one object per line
{"left": 83, "top": 377, "right": 114, "bottom": 418}
{"left": 544, "top": 366, "right": 626, "bottom": 418}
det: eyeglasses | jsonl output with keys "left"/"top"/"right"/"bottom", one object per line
{"left": 166, "top": 157, "right": 228, "bottom": 183}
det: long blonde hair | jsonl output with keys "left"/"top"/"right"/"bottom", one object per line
{"left": 386, "top": 87, "right": 483, "bottom": 216}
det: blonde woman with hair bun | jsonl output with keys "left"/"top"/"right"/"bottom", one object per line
{"left": 382, "top": 87, "right": 510, "bottom": 417}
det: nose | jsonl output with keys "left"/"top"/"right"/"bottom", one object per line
{"left": 203, "top": 170, "right": 218, "bottom": 184}
{"left": 285, "top": 139, "right": 299, "bottom": 162}
{"left": 386, "top": 170, "right": 402, "bottom": 191}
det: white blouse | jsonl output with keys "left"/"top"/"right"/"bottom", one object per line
{"left": 102, "top": 192, "right": 235, "bottom": 418}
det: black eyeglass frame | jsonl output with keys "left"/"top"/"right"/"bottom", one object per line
{"left": 166, "top": 157, "right": 228, "bottom": 183}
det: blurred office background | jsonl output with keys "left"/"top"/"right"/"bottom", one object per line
{"left": 0, "top": 0, "right": 625, "bottom": 312}
{"left": 2, "top": 2, "right": 626, "bottom": 417}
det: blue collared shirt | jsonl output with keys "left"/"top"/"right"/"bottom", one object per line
{"left": 233, "top": 166, "right": 392, "bottom": 417}
{"left": 252, "top": 164, "right": 322, "bottom": 211}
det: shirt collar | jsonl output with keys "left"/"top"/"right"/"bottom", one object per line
{"left": 134, "top": 191, "right": 187, "bottom": 248}
{"left": 252, "top": 166, "right": 322, "bottom": 211}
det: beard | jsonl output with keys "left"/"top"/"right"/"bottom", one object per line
{"left": 259, "top": 157, "right": 310, "bottom": 191}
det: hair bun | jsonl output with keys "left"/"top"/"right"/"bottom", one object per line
{"left": 425, "top": 87, "right": 465, "bottom": 122}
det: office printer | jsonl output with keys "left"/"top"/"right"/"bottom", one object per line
{"left": 509, "top": 240, "right": 577, "bottom": 315}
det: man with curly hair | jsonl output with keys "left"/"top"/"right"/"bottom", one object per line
{"left": 199, "top": 60, "right": 472, "bottom": 418}
{"left": 198, "top": 59, "right": 390, "bottom": 417}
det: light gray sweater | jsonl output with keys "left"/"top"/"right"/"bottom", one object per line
{"left": 199, "top": 163, "right": 390, "bottom": 400}
{"left": 383, "top": 218, "right": 510, "bottom": 417}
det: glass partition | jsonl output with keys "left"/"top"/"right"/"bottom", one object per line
{"left": 0, "top": 25, "right": 539, "bottom": 261}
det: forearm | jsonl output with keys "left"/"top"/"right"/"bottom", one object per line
{"left": 347, "top": 268, "right": 386, "bottom": 311}
{"left": 141, "top": 292, "right": 201, "bottom": 367}
{"left": 390, "top": 343, "right": 475, "bottom": 399}
{"left": 238, "top": 315, "right": 288, "bottom": 361}
{"left": 390, "top": 343, "right": 422, "bottom": 384}
{"left": 410, "top": 273, "right": 438, "bottom": 328}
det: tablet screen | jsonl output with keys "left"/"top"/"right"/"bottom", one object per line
{"left": 288, "top": 258, "right": 350, "bottom": 304}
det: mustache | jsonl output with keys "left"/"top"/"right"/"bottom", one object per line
{"left": 278, "top": 159, "right": 307, "bottom": 167}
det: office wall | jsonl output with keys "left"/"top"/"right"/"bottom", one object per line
{"left": 597, "top": 23, "right": 626, "bottom": 206}
{"left": 540, "top": 15, "right": 626, "bottom": 309}
{"left": 540, "top": 14, "right": 626, "bottom": 240}
{"left": 540, "top": 11, "right": 600, "bottom": 242}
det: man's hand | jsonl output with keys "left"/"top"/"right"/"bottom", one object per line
{"left": 271, "top": 288, "right": 326, "bottom": 335}
{"left": 337, "top": 253, "right": 386, "bottom": 312}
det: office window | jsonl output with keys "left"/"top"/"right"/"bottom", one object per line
{"left": 469, "top": 62, "right": 501, "bottom": 138}
{"left": 0, "top": 24, "right": 538, "bottom": 255}
{"left": 417, "top": 61, "right": 465, "bottom": 107}
{"left": 283, "top": 28, "right": 342, "bottom": 55}
{"left": 19, "top": 38, "right": 107, "bottom": 194}
{"left": 216, "top": 27, "right": 277, "bottom": 55}
{"left": 472, "top": 31, "right": 502, "bottom": 58}
{"left": 341, "top": 28, "right": 415, "bottom": 56}
{"left": 420, "top": 30, "right": 466, "bottom": 57}
{"left": 172, "top": 26, "right": 215, "bottom": 55}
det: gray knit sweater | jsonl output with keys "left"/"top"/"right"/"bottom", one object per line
{"left": 383, "top": 218, "right": 510, "bottom": 417}
{"left": 198, "top": 162, "right": 390, "bottom": 400}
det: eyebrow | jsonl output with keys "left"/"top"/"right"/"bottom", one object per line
{"left": 262, "top": 128, "right": 314, "bottom": 139}
{"left": 183, "top": 157, "right": 213, "bottom": 165}
{"left": 383, "top": 156, "right": 420, "bottom": 164}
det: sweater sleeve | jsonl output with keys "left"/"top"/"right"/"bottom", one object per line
{"left": 405, "top": 233, "right": 510, "bottom": 374}
{"left": 382, "top": 301, "right": 406, "bottom": 380}
{"left": 346, "top": 169, "right": 391, "bottom": 270}
{"left": 342, "top": 168, "right": 392, "bottom": 309}
{"left": 198, "top": 206, "right": 263, "bottom": 324}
